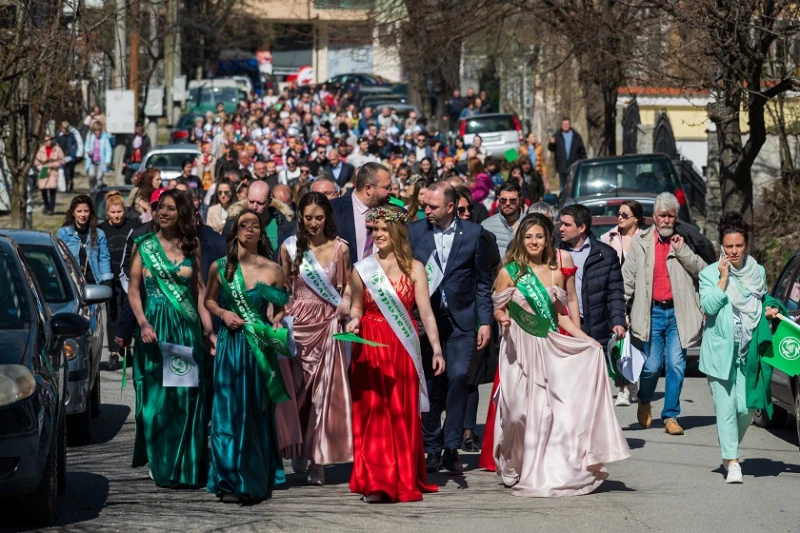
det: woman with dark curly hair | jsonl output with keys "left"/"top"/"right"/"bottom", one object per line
{"left": 127, "top": 189, "right": 215, "bottom": 488}
{"left": 278, "top": 192, "right": 353, "bottom": 485}
{"left": 698, "top": 212, "right": 782, "bottom": 484}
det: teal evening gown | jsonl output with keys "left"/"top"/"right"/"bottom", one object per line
{"left": 207, "top": 282, "right": 290, "bottom": 502}
{"left": 132, "top": 257, "right": 207, "bottom": 487}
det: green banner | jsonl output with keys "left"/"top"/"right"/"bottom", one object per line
{"left": 507, "top": 300, "right": 551, "bottom": 338}
{"left": 763, "top": 318, "right": 800, "bottom": 377}
{"left": 333, "top": 332, "right": 388, "bottom": 347}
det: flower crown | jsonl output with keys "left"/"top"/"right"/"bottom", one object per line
{"left": 365, "top": 206, "right": 410, "bottom": 224}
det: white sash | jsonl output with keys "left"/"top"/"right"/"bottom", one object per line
{"left": 355, "top": 256, "right": 429, "bottom": 413}
{"left": 284, "top": 236, "right": 342, "bottom": 307}
{"left": 425, "top": 250, "right": 444, "bottom": 297}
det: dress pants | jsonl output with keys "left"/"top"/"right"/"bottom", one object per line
{"left": 708, "top": 344, "right": 752, "bottom": 460}
{"left": 422, "top": 312, "right": 475, "bottom": 454}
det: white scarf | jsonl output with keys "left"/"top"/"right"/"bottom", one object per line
{"left": 727, "top": 255, "right": 766, "bottom": 357}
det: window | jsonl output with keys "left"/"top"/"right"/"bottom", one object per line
{"left": 18, "top": 245, "right": 73, "bottom": 304}
{"left": 145, "top": 152, "right": 198, "bottom": 171}
{"left": 773, "top": 255, "right": 800, "bottom": 304}
{"left": 575, "top": 159, "right": 680, "bottom": 197}
{"left": 464, "top": 116, "right": 516, "bottom": 134}
{"left": 0, "top": 254, "right": 29, "bottom": 329}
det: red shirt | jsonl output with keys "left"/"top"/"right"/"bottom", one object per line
{"left": 652, "top": 232, "right": 673, "bottom": 302}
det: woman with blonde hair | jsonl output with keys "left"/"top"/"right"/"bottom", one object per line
{"left": 346, "top": 205, "right": 445, "bottom": 503}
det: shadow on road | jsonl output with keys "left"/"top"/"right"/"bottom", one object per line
{"left": 69, "top": 404, "right": 131, "bottom": 448}
{"left": 764, "top": 425, "right": 799, "bottom": 448}
{"left": 594, "top": 480, "right": 636, "bottom": 494}
{"left": 626, "top": 438, "right": 646, "bottom": 450}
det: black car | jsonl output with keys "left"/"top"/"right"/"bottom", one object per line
{"left": 0, "top": 235, "right": 90, "bottom": 526}
{"left": 170, "top": 112, "right": 204, "bottom": 144}
{"left": 753, "top": 249, "right": 800, "bottom": 445}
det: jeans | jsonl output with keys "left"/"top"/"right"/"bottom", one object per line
{"left": 87, "top": 164, "right": 105, "bottom": 195}
{"left": 637, "top": 306, "right": 686, "bottom": 419}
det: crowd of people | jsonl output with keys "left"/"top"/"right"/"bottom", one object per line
{"left": 40, "top": 82, "right": 790, "bottom": 503}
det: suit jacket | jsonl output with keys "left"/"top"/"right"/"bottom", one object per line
{"left": 408, "top": 217, "right": 493, "bottom": 332}
{"left": 323, "top": 162, "right": 355, "bottom": 188}
{"left": 330, "top": 194, "right": 358, "bottom": 265}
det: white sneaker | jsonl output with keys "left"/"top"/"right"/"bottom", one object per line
{"left": 726, "top": 462, "right": 743, "bottom": 484}
{"left": 292, "top": 457, "right": 309, "bottom": 474}
{"left": 501, "top": 471, "right": 520, "bottom": 488}
{"left": 615, "top": 389, "right": 632, "bottom": 407}
{"left": 308, "top": 464, "right": 325, "bottom": 486}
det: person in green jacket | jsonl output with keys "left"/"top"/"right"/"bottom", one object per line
{"left": 699, "top": 212, "right": 780, "bottom": 484}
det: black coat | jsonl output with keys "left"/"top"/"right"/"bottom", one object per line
{"left": 548, "top": 129, "right": 587, "bottom": 175}
{"left": 675, "top": 220, "right": 716, "bottom": 265}
{"left": 560, "top": 235, "right": 626, "bottom": 345}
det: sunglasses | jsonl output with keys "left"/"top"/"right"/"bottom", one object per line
{"left": 457, "top": 206, "right": 473, "bottom": 215}
{"left": 300, "top": 170, "right": 310, "bottom": 174}
{"left": 617, "top": 212, "right": 632, "bottom": 220}
{"left": 218, "top": 190, "right": 232, "bottom": 196}
{"left": 498, "top": 197, "right": 519, "bottom": 205}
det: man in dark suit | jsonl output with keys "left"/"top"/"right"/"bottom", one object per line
{"left": 329, "top": 162, "right": 392, "bottom": 265}
{"left": 408, "top": 181, "right": 493, "bottom": 474}
{"left": 547, "top": 117, "right": 587, "bottom": 192}
{"left": 322, "top": 148, "right": 355, "bottom": 188}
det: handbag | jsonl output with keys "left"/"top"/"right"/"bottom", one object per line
{"left": 57, "top": 168, "right": 66, "bottom": 192}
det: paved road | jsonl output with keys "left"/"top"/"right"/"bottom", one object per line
{"left": 7, "top": 351, "right": 800, "bottom": 533}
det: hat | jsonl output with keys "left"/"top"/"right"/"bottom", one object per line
{"left": 150, "top": 187, "right": 167, "bottom": 205}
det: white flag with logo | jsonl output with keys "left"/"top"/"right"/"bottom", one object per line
{"left": 161, "top": 342, "right": 199, "bottom": 387}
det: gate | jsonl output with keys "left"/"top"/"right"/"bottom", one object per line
{"left": 653, "top": 112, "right": 678, "bottom": 159}
{"left": 622, "top": 98, "right": 640, "bottom": 155}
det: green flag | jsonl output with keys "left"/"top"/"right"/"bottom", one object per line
{"left": 333, "top": 332, "right": 388, "bottom": 347}
{"left": 507, "top": 301, "right": 551, "bottom": 338}
{"left": 504, "top": 148, "right": 519, "bottom": 163}
{"left": 763, "top": 318, "right": 800, "bottom": 377}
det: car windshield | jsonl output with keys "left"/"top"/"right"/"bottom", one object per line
{"left": 464, "top": 116, "right": 516, "bottom": 134}
{"left": 0, "top": 254, "right": 28, "bottom": 329}
{"left": 574, "top": 158, "right": 679, "bottom": 198}
{"left": 178, "top": 114, "right": 202, "bottom": 129}
{"left": 18, "top": 245, "right": 72, "bottom": 304}
{"left": 584, "top": 201, "right": 655, "bottom": 218}
{"left": 189, "top": 87, "right": 239, "bottom": 105}
{"left": 145, "top": 152, "right": 195, "bottom": 171}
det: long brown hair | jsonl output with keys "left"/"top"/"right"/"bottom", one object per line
{"left": 293, "top": 192, "right": 337, "bottom": 275}
{"left": 503, "top": 213, "right": 558, "bottom": 283}
{"left": 63, "top": 195, "right": 98, "bottom": 246}
{"left": 223, "top": 209, "right": 271, "bottom": 282}
{"left": 381, "top": 205, "right": 415, "bottom": 281}
{"left": 152, "top": 189, "right": 198, "bottom": 259}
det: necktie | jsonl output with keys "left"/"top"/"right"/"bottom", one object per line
{"left": 363, "top": 228, "right": 374, "bottom": 258}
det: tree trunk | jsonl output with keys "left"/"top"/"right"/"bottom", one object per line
{"left": 709, "top": 94, "right": 753, "bottom": 223}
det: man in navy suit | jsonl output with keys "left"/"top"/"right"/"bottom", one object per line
{"left": 329, "top": 162, "right": 392, "bottom": 265}
{"left": 408, "top": 181, "right": 493, "bottom": 474}
{"left": 322, "top": 148, "right": 355, "bottom": 188}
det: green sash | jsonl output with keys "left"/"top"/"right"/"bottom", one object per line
{"left": 505, "top": 262, "right": 558, "bottom": 333}
{"left": 135, "top": 232, "right": 200, "bottom": 327}
{"left": 216, "top": 257, "right": 290, "bottom": 404}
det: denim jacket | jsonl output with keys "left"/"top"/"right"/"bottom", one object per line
{"left": 56, "top": 225, "right": 113, "bottom": 283}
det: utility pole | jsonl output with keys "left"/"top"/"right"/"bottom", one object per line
{"left": 164, "top": 0, "right": 177, "bottom": 126}
{"left": 114, "top": 0, "right": 126, "bottom": 89}
{"left": 129, "top": 0, "right": 140, "bottom": 120}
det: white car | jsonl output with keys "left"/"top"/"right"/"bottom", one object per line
{"left": 459, "top": 113, "right": 523, "bottom": 157}
{"left": 141, "top": 144, "right": 201, "bottom": 185}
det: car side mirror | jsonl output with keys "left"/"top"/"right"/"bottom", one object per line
{"left": 83, "top": 284, "right": 112, "bottom": 305}
{"left": 52, "top": 312, "right": 90, "bottom": 337}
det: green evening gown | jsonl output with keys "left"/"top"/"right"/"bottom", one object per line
{"left": 132, "top": 257, "right": 207, "bottom": 488}
{"left": 207, "top": 282, "right": 289, "bottom": 502}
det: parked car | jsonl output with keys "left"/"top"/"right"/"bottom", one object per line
{"left": 458, "top": 113, "right": 523, "bottom": 158}
{"left": 141, "top": 144, "right": 201, "bottom": 185}
{"left": 1, "top": 230, "right": 112, "bottom": 444}
{"left": 560, "top": 153, "right": 692, "bottom": 222}
{"left": 170, "top": 112, "right": 204, "bottom": 143}
{"left": 754, "top": 249, "right": 800, "bottom": 444}
{"left": 93, "top": 185, "right": 134, "bottom": 223}
{"left": 360, "top": 94, "right": 409, "bottom": 110}
{"left": 186, "top": 84, "right": 247, "bottom": 115}
{"left": 325, "top": 73, "right": 383, "bottom": 87}
{"left": 0, "top": 235, "right": 91, "bottom": 526}
{"left": 373, "top": 103, "right": 422, "bottom": 124}
{"left": 578, "top": 192, "right": 694, "bottom": 238}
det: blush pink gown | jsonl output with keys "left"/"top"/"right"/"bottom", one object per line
{"left": 490, "top": 286, "right": 630, "bottom": 497}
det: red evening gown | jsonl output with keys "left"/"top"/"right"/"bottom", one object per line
{"left": 349, "top": 275, "right": 438, "bottom": 502}
{"left": 478, "top": 262, "right": 579, "bottom": 472}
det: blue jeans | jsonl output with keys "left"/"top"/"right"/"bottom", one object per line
{"left": 637, "top": 306, "right": 686, "bottom": 419}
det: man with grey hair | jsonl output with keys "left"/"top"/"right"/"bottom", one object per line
{"left": 330, "top": 161, "right": 391, "bottom": 264}
{"left": 310, "top": 176, "right": 340, "bottom": 200}
{"left": 622, "top": 192, "right": 707, "bottom": 436}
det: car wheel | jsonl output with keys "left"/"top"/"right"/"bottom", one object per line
{"left": 57, "top": 420, "right": 67, "bottom": 494}
{"left": 23, "top": 424, "right": 59, "bottom": 526}
{"left": 90, "top": 373, "right": 101, "bottom": 419}
{"left": 67, "top": 393, "right": 92, "bottom": 445}
{"left": 753, "top": 406, "right": 788, "bottom": 428}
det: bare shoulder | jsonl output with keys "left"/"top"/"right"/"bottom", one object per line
{"left": 558, "top": 249, "right": 575, "bottom": 267}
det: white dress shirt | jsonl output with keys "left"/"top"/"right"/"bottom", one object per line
{"left": 433, "top": 217, "right": 457, "bottom": 307}
{"left": 352, "top": 192, "right": 372, "bottom": 261}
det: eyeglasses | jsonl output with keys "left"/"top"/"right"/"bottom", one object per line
{"left": 617, "top": 212, "right": 632, "bottom": 220}
{"left": 218, "top": 190, "right": 232, "bottom": 197}
{"left": 498, "top": 197, "right": 519, "bottom": 205}
{"left": 457, "top": 206, "right": 473, "bottom": 215}
{"left": 300, "top": 170, "right": 310, "bottom": 174}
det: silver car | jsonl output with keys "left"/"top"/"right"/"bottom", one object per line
{"left": 2, "top": 230, "right": 112, "bottom": 444}
{"left": 141, "top": 143, "right": 201, "bottom": 186}
{"left": 458, "top": 113, "right": 523, "bottom": 157}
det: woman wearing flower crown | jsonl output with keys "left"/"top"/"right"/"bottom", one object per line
{"left": 346, "top": 205, "right": 446, "bottom": 503}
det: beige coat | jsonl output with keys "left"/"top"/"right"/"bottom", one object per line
{"left": 35, "top": 144, "right": 65, "bottom": 190}
{"left": 622, "top": 225, "right": 707, "bottom": 349}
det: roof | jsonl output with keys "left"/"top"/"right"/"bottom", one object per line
{"left": 0, "top": 229, "right": 58, "bottom": 246}
{"left": 149, "top": 144, "right": 201, "bottom": 153}
{"left": 620, "top": 86, "right": 710, "bottom": 97}
{"left": 576, "top": 193, "right": 659, "bottom": 205}
{"left": 577, "top": 153, "right": 673, "bottom": 165}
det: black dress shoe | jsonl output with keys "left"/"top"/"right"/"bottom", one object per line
{"left": 442, "top": 448, "right": 464, "bottom": 474}
{"left": 425, "top": 451, "right": 442, "bottom": 473}
{"left": 461, "top": 436, "right": 481, "bottom": 453}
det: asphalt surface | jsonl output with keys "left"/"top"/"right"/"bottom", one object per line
{"left": 5, "top": 350, "right": 800, "bottom": 533}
